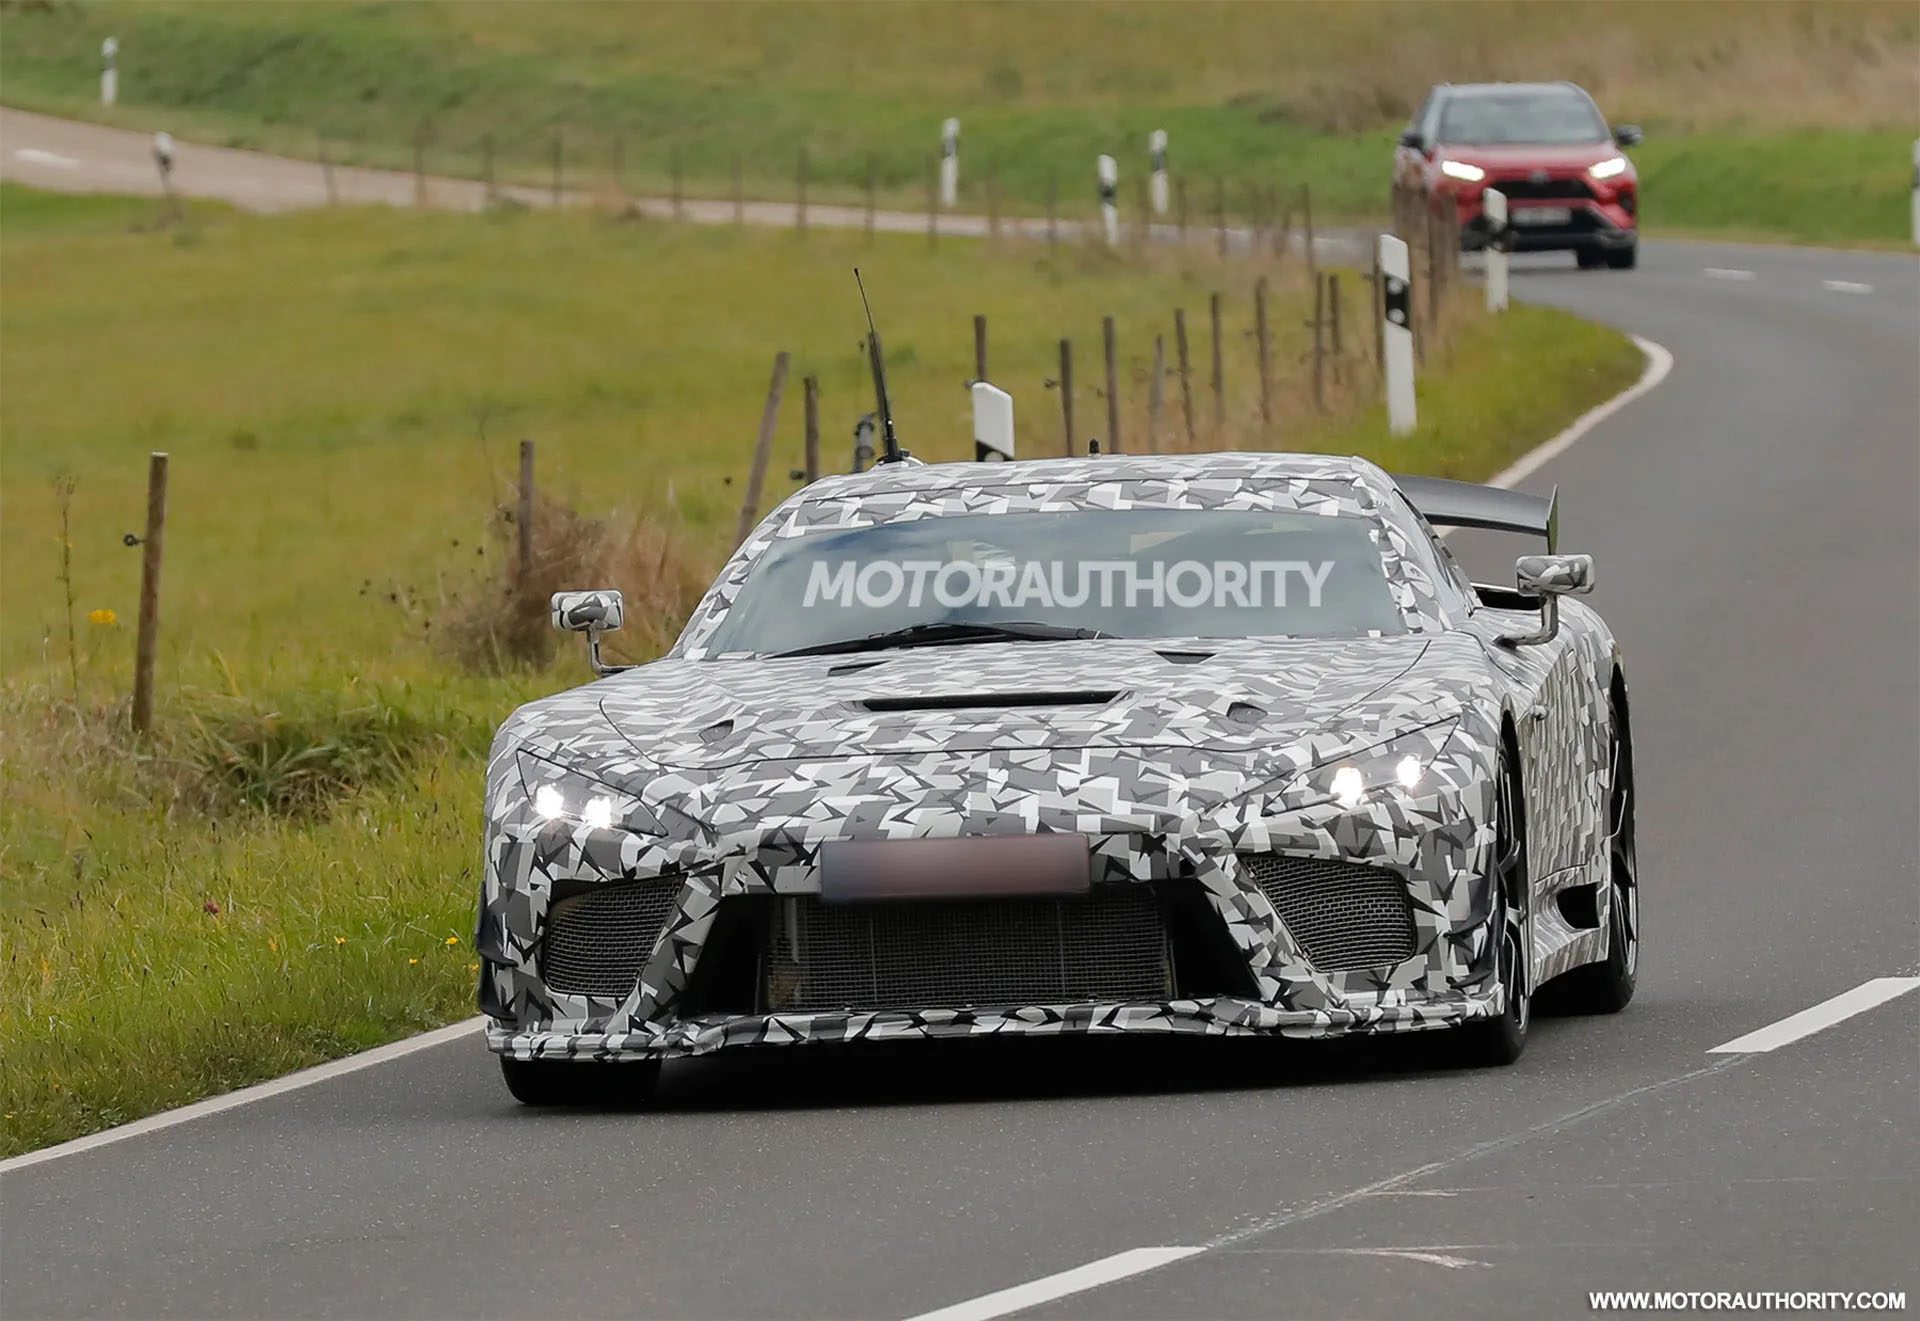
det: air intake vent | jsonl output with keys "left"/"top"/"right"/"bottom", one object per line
{"left": 542, "top": 880, "right": 679, "bottom": 998}
{"left": 764, "top": 889, "right": 1170, "bottom": 1012}
{"left": 1241, "top": 854, "right": 1417, "bottom": 972}
{"left": 860, "top": 690, "right": 1119, "bottom": 713}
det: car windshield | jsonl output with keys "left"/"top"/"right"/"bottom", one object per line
{"left": 1439, "top": 90, "right": 1608, "bottom": 145}
{"left": 704, "top": 508, "right": 1409, "bottom": 656}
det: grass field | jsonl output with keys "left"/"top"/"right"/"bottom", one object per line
{"left": 1, "top": 1, "right": 1915, "bottom": 245}
{"left": 0, "top": 181, "right": 1643, "bottom": 1156}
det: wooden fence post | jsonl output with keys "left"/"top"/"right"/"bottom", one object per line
{"left": 413, "top": 123, "right": 427, "bottom": 207}
{"left": 1301, "top": 182, "right": 1317, "bottom": 288}
{"left": 1311, "top": 274, "right": 1327, "bottom": 412}
{"left": 735, "top": 352, "right": 791, "bottom": 545}
{"left": 318, "top": 133, "right": 337, "bottom": 205}
{"left": 1046, "top": 170, "right": 1059, "bottom": 255}
{"left": 1208, "top": 291, "right": 1225, "bottom": 432}
{"left": 864, "top": 154, "right": 876, "bottom": 243}
{"left": 1057, "top": 338, "right": 1076, "bottom": 456}
{"left": 1254, "top": 276, "right": 1273, "bottom": 427}
{"left": 1175, "top": 177, "right": 1189, "bottom": 247}
{"left": 803, "top": 376, "right": 821, "bottom": 482}
{"left": 130, "top": 451, "right": 168, "bottom": 735}
{"left": 796, "top": 146, "right": 809, "bottom": 232}
{"left": 1370, "top": 242, "right": 1386, "bottom": 370}
{"left": 516, "top": 439, "right": 535, "bottom": 580}
{"left": 1173, "top": 309, "right": 1196, "bottom": 448}
{"left": 1102, "top": 316, "right": 1122, "bottom": 453}
{"left": 1329, "top": 273, "right": 1344, "bottom": 366}
{"left": 973, "top": 314, "right": 989, "bottom": 383}
{"left": 1149, "top": 334, "right": 1166, "bottom": 453}
{"left": 927, "top": 156, "right": 939, "bottom": 251}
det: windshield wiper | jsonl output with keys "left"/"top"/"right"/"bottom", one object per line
{"left": 777, "top": 620, "right": 1111, "bottom": 658}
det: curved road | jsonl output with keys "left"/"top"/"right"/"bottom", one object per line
{"left": 4, "top": 110, "right": 1918, "bottom": 1319}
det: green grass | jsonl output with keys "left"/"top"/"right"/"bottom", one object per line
{"left": 0, "top": 184, "right": 1642, "bottom": 1155}
{"left": 1, "top": 1, "right": 1914, "bottom": 244}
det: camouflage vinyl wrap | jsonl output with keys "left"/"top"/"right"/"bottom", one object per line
{"left": 477, "top": 454, "right": 1622, "bottom": 1062}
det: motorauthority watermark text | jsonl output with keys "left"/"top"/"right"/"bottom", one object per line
{"left": 802, "top": 559, "right": 1335, "bottom": 611}
{"left": 1589, "top": 1291, "right": 1905, "bottom": 1312}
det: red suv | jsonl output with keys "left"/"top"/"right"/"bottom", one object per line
{"left": 1395, "top": 82, "right": 1641, "bottom": 270}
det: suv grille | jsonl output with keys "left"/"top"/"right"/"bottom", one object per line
{"left": 1242, "top": 855, "right": 1417, "bottom": 971}
{"left": 542, "top": 881, "right": 679, "bottom": 998}
{"left": 764, "top": 890, "right": 1170, "bottom": 1013}
{"left": 1488, "top": 176, "right": 1596, "bottom": 201}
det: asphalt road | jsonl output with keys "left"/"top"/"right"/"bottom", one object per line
{"left": 4, "top": 111, "right": 1918, "bottom": 1320}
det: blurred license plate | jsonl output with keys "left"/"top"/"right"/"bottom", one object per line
{"left": 821, "top": 834, "right": 1091, "bottom": 902}
{"left": 1513, "top": 206, "right": 1572, "bottom": 225}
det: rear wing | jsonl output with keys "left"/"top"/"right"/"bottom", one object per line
{"left": 1392, "top": 474, "right": 1558, "bottom": 552}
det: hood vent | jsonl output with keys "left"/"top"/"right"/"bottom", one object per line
{"left": 861, "top": 689, "right": 1121, "bottom": 714}
{"left": 1156, "top": 649, "right": 1215, "bottom": 665}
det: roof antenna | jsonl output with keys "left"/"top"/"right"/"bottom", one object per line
{"left": 854, "top": 268, "right": 908, "bottom": 464}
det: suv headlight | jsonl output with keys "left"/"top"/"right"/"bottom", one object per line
{"left": 1589, "top": 155, "right": 1629, "bottom": 180}
{"left": 515, "top": 749, "right": 662, "bottom": 833}
{"left": 1293, "top": 719, "right": 1459, "bottom": 809}
{"left": 1439, "top": 159, "right": 1486, "bottom": 183}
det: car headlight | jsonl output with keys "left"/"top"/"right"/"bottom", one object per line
{"left": 1588, "top": 155, "right": 1629, "bottom": 180}
{"left": 1294, "top": 719, "right": 1459, "bottom": 810}
{"left": 515, "top": 749, "right": 662, "bottom": 833}
{"left": 1438, "top": 159, "right": 1485, "bottom": 183}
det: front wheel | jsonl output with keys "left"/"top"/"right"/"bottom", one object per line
{"left": 500, "top": 1055, "right": 662, "bottom": 1107}
{"left": 1459, "top": 758, "right": 1531, "bottom": 1067}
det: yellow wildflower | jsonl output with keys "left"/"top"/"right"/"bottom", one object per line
{"left": 444, "top": 936, "right": 459, "bottom": 947}
{"left": 408, "top": 958, "right": 420, "bottom": 966}
{"left": 87, "top": 608, "right": 116, "bottom": 626}
{"left": 334, "top": 936, "right": 347, "bottom": 946}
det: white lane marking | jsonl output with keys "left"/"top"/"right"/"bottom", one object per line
{"left": 1707, "top": 977, "right": 1920, "bottom": 1054}
{"left": 1703, "top": 267, "right": 1756, "bottom": 281}
{"left": 12, "top": 147, "right": 79, "bottom": 169}
{"left": 904, "top": 1247, "right": 1203, "bottom": 1321}
{"left": 1484, "top": 334, "right": 1674, "bottom": 491}
{"left": 0, "top": 1016, "right": 485, "bottom": 1175}
{"left": 1821, "top": 279, "right": 1874, "bottom": 295}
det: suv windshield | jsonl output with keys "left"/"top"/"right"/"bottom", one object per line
{"left": 1439, "top": 89, "right": 1608, "bottom": 146}
{"left": 705, "top": 508, "right": 1409, "bottom": 656}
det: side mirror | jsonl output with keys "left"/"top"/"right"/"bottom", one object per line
{"left": 1613, "top": 124, "right": 1643, "bottom": 148}
{"left": 1398, "top": 128, "right": 1427, "bottom": 151}
{"left": 1500, "top": 554, "right": 1593, "bottom": 647}
{"left": 551, "top": 589, "right": 629, "bottom": 675}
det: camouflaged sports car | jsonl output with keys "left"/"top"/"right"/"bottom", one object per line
{"left": 476, "top": 451, "right": 1639, "bottom": 1105}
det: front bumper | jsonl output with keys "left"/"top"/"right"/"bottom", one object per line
{"left": 487, "top": 987, "right": 1505, "bottom": 1062}
{"left": 1452, "top": 177, "right": 1637, "bottom": 252}
{"left": 475, "top": 732, "right": 1508, "bottom": 1062}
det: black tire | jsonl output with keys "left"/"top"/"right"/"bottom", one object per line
{"left": 1459, "top": 754, "right": 1531, "bottom": 1066}
{"left": 500, "top": 1054, "right": 662, "bottom": 1108}
{"left": 1605, "top": 242, "right": 1639, "bottom": 270}
{"left": 1552, "top": 691, "right": 1639, "bottom": 1013}
{"left": 1576, "top": 247, "right": 1606, "bottom": 270}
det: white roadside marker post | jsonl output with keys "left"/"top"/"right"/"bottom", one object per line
{"left": 1379, "top": 234, "right": 1417, "bottom": 436}
{"left": 1484, "top": 188, "right": 1510, "bottom": 313}
{"left": 1097, "top": 154, "right": 1120, "bottom": 247}
{"left": 972, "top": 382, "right": 1015, "bottom": 462}
{"left": 100, "top": 36, "right": 118, "bottom": 107}
{"left": 1910, "top": 138, "right": 1919, "bottom": 249}
{"left": 1149, "top": 130, "right": 1169, "bottom": 216}
{"left": 940, "top": 118, "right": 960, "bottom": 210}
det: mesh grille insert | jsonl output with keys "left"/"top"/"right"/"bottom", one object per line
{"left": 765, "top": 890, "right": 1170, "bottom": 1013}
{"left": 542, "top": 880, "right": 679, "bottom": 998}
{"left": 1242, "top": 854, "right": 1417, "bottom": 972}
